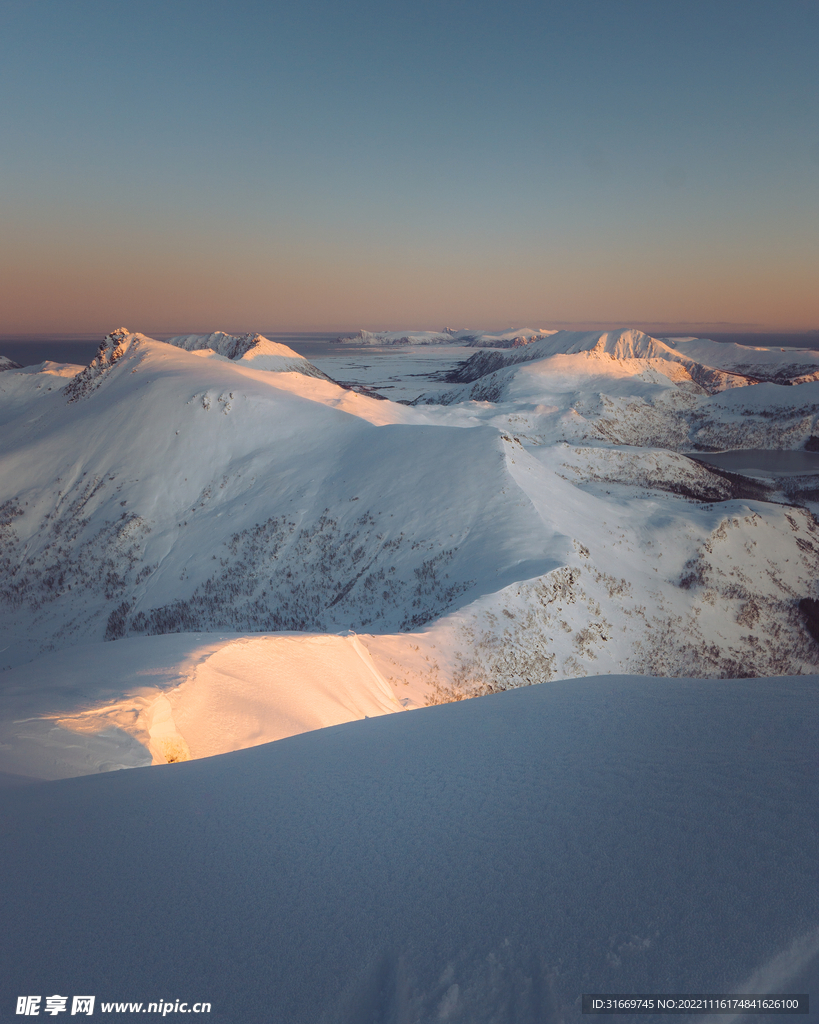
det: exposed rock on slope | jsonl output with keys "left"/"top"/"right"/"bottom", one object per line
{"left": 63, "top": 328, "right": 136, "bottom": 402}
{"left": 164, "top": 331, "right": 333, "bottom": 377}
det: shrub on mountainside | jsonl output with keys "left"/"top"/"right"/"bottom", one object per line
{"left": 798, "top": 597, "right": 819, "bottom": 644}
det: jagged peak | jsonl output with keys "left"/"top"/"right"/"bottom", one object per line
{"left": 97, "top": 328, "right": 135, "bottom": 364}
{"left": 62, "top": 329, "right": 139, "bottom": 402}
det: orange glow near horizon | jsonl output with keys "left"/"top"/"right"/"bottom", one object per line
{"left": 2, "top": 222, "right": 817, "bottom": 336}
{"left": 2, "top": 3, "right": 817, "bottom": 339}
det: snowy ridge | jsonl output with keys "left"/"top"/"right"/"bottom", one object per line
{"left": 0, "top": 632, "right": 402, "bottom": 780}
{"left": 0, "top": 354, "right": 22, "bottom": 372}
{"left": 335, "top": 326, "right": 555, "bottom": 347}
{"left": 433, "top": 329, "right": 755, "bottom": 393}
{"left": 165, "top": 331, "right": 333, "bottom": 377}
{"left": 59, "top": 328, "right": 332, "bottom": 405}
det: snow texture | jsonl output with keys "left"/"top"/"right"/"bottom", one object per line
{"left": 0, "top": 675, "right": 816, "bottom": 1023}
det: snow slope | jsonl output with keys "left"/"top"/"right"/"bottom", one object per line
{"left": 360, "top": 441, "right": 819, "bottom": 698}
{"left": 0, "top": 330, "right": 566, "bottom": 668}
{"left": 1, "top": 674, "right": 816, "bottom": 1023}
{"left": 667, "top": 336, "right": 819, "bottom": 383}
{"left": 0, "top": 632, "right": 401, "bottom": 780}
{"left": 164, "top": 330, "right": 334, "bottom": 377}
{"left": 3, "top": 326, "right": 819, "bottom": 699}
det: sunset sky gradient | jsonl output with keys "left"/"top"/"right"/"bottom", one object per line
{"left": 1, "top": 0, "right": 817, "bottom": 335}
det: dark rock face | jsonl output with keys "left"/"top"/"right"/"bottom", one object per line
{"left": 63, "top": 328, "right": 134, "bottom": 403}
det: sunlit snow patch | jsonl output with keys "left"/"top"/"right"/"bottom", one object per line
{"left": 0, "top": 632, "right": 402, "bottom": 780}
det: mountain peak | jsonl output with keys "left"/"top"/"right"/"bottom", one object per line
{"left": 62, "top": 328, "right": 139, "bottom": 402}
{"left": 0, "top": 354, "right": 23, "bottom": 372}
{"left": 163, "top": 331, "right": 333, "bottom": 379}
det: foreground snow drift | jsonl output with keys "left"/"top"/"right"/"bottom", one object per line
{"left": 1, "top": 675, "right": 816, "bottom": 1023}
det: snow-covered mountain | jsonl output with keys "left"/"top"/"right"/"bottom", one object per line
{"left": 61, "top": 329, "right": 333, "bottom": 402}
{"left": 2, "top": 324, "right": 819, "bottom": 776}
{"left": 424, "top": 328, "right": 763, "bottom": 394}
{"left": 3, "top": 325, "right": 819, "bottom": 1022}
{"left": 164, "top": 330, "right": 334, "bottom": 376}
{"left": 0, "top": 329, "right": 564, "bottom": 670}
{"left": 667, "top": 335, "right": 819, "bottom": 383}
{"left": 0, "top": 354, "right": 22, "bottom": 372}
{"left": 413, "top": 328, "right": 819, "bottom": 452}
{"left": 336, "top": 326, "right": 556, "bottom": 347}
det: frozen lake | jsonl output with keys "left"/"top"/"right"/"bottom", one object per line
{"left": 688, "top": 449, "right": 819, "bottom": 477}
{"left": 298, "top": 342, "right": 475, "bottom": 402}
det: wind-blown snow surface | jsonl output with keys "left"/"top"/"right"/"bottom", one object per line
{"left": 1, "top": 675, "right": 817, "bottom": 1023}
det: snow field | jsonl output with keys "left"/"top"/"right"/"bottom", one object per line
{"left": 0, "top": 674, "right": 816, "bottom": 1023}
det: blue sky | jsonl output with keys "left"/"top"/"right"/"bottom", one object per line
{"left": 1, "top": 0, "right": 817, "bottom": 333}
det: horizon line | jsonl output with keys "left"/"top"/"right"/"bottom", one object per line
{"left": 3, "top": 323, "right": 819, "bottom": 342}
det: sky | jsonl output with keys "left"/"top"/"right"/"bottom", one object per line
{"left": 0, "top": 0, "right": 817, "bottom": 336}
